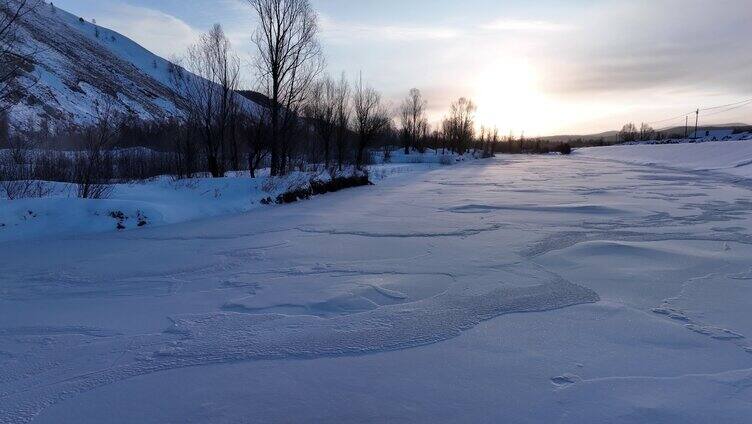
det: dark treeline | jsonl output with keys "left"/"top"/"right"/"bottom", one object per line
{"left": 619, "top": 122, "right": 658, "bottom": 142}
{"left": 495, "top": 136, "right": 572, "bottom": 155}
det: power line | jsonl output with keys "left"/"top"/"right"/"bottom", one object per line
{"left": 645, "top": 112, "right": 691, "bottom": 126}
{"left": 699, "top": 97, "right": 752, "bottom": 112}
{"left": 700, "top": 99, "right": 752, "bottom": 119}
{"left": 644, "top": 96, "right": 752, "bottom": 127}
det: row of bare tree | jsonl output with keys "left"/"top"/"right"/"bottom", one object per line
{"left": 620, "top": 122, "right": 656, "bottom": 142}
{"left": 168, "top": 0, "right": 495, "bottom": 178}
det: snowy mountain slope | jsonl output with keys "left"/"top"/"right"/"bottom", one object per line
{"left": 7, "top": 2, "right": 257, "bottom": 131}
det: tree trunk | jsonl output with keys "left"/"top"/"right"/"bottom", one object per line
{"left": 208, "top": 155, "right": 221, "bottom": 178}
{"left": 248, "top": 153, "right": 256, "bottom": 178}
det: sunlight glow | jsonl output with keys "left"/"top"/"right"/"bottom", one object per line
{"left": 472, "top": 59, "right": 549, "bottom": 136}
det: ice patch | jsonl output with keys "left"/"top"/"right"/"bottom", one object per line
{"left": 296, "top": 223, "right": 506, "bottom": 238}
{"left": 446, "top": 204, "right": 627, "bottom": 215}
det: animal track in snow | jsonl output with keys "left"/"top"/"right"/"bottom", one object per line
{"left": 653, "top": 273, "right": 748, "bottom": 351}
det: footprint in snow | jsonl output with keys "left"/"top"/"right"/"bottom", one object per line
{"left": 551, "top": 374, "right": 582, "bottom": 388}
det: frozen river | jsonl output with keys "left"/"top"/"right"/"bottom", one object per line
{"left": 2, "top": 155, "right": 752, "bottom": 423}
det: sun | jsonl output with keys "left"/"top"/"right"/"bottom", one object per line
{"left": 472, "top": 60, "right": 549, "bottom": 136}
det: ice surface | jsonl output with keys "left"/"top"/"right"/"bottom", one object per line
{"left": 3, "top": 150, "right": 752, "bottom": 422}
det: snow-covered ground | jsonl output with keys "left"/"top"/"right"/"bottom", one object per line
{"left": 2, "top": 147, "right": 752, "bottom": 423}
{"left": 0, "top": 150, "right": 462, "bottom": 242}
{"left": 577, "top": 139, "right": 752, "bottom": 180}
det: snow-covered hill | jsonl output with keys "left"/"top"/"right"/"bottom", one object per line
{"left": 6, "top": 1, "right": 256, "bottom": 131}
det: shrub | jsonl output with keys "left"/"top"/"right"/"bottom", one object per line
{"left": 556, "top": 143, "right": 572, "bottom": 155}
{"left": 0, "top": 138, "right": 54, "bottom": 199}
{"left": 439, "top": 155, "right": 454, "bottom": 165}
{"left": 74, "top": 149, "right": 114, "bottom": 199}
{"left": 276, "top": 173, "right": 372, "bottom": 204}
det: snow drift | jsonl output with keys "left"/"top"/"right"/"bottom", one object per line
{"left": 576, "top": 139, "right": 752, "bottom": 180}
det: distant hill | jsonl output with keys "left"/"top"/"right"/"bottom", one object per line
{"left": 540, "top": 131, "right": 620, "bottom": 143}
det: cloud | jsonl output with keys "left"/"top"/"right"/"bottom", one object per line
{"left": 95, "top": 4, "right": 203, "bottom": 59}
{"left": 535, "top": 0, "right": 752, "bottom": 96}
{"left": 480, "top": 19, "right": 574, "bottom": 33}
{"left": 319, "top": 14, "right": 460, "bottom": 44}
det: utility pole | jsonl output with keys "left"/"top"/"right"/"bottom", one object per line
{"left": 685, "top": 115, "right": 688, "bottom": 139}
{"left": 694, "top": 108, "right": 699, "bottom": 139}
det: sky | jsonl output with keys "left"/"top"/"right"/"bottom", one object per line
{"left": 54, "top": 0, "right": 752, "bottom": 136}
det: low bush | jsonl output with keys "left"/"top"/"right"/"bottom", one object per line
{"left": 556, "top": 143, "right": 572, "bottom": 155}
{"left": 276, "top": 173, "right": 372, "bottom": 204}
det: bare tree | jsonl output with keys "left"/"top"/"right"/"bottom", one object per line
{"left": 620, "top": 122, "right": 638, "bottom": 142}
{"left": 0, "top": 108, "right": 8, "bottom": 144}
{"left": 398, "top": 88, "right": 428, "bottom": 154}
{"left": 352, "top": 76, "right": 390, "bottom": 169}
{"left": 243, "top": 107, "right": 270, "bottom": 178}
{"left": 639, "top": 122, "right": 655, "bottom": 141}
{"left": 0, "top": 135, "right": 53, "bottom": 199}
{"left": 443, "top": 97, "right": 476, "bottom": 154}
{"left": 173, "top": 24, "right": 241, "bottom": 177}
{"left": 249, "top": 0, "right": 323, "bottom": 176}
{"left": 304, "top": 76, "right": 338, "bottom": 168}
{"left": 74, "top": 103, "right": 120, "bottom": 199}
{"left": 485, "top": 126, "right": 499, "bottom": 157}
{"left": 171, "top": 51, "right": 219, "bottom": 177}
{"left": 0, "top": 10, "right": 49, "bottom": 201}
{"left": 333, "top": 73, "right": 350, "bottom": 171}
{"left": 0, "top": 0, "right": 39, "bottom": 112}
{"left": 172, "top": 118, "right": 199, "bottom": 179}
{"left": 207, "top": 24, "right": 243, "bottom": 173}
{"left": 166, "top": 60, "right": 199, "bottom": 179}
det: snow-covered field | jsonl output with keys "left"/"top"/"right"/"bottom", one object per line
{"left": 577, "top": 139, "right": 752, "bottom": 180}
{"left": 3, "top": 144, "right": 752, "bottom": 423}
